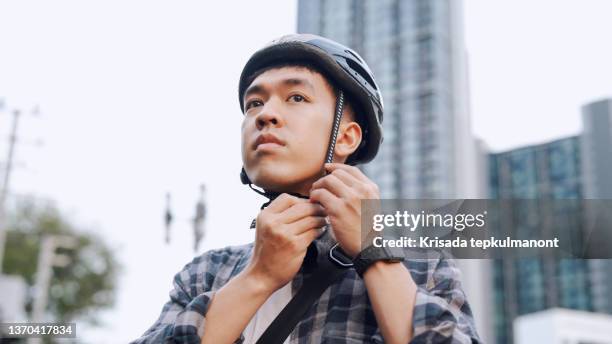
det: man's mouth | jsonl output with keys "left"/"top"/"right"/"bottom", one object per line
{"left": 253, "top": 133, "right": 286, "bottom": 150}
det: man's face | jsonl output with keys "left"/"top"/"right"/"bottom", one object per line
{"left": 241, "top": 66, "right": 336, "bottom": 194}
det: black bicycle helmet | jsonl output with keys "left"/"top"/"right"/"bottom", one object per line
{"left": 238, "top": 33, "right": 384, "bottom": 165}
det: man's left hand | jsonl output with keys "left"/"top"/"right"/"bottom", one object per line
{"left": 310, "top": 162, "right": 380, "bottom": 258}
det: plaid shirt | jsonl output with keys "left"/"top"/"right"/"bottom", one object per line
{"left": 132, "top": 228, "right": 481, "bottom": 343}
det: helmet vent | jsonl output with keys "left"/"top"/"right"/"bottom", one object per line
{"left": 345, "top": 49, "right": 363, "bottom": 63}
{"left": 345, "top": 58, "right": 377, "bottom": 91}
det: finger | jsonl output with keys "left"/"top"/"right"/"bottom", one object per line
{"left": 288, "top": 215, "right": 327, "bottom": 235}
{"left": 330, "top": 168, "right": 360, "bottom": 188}
{"left": 311, "top": 174, "right": 352, "bottom": 199}
{"left": 280, "top": 202, "right": 327, "bottom": 224}
{"left": 325, "top": 163, "right": 380, "bottom": 197}
{"left": 266, "top": 193, "right": 306, "bottom": 213}
{"left": 294, "top": 227, "right": 323, "bottom": 249}
{"left": 309, "top": 188, "right": 341, "bottom": 214}
{"left": 324, "top": 163, "right": 369, "bottom": 183}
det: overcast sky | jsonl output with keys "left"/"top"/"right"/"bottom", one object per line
{"left": 1, "top": 0, "right": 611, "bottom": 342}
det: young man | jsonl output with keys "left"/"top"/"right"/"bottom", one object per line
{"left": 133, "top": 34, "right": 481, "bottom": 344}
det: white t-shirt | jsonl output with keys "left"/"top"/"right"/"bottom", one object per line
{"left": 242, "top": 282, "right": 293, "bottom": 344}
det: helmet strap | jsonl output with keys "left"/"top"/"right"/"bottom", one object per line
{"left": 325, "top": 90, "right": 344, "bottom": 164}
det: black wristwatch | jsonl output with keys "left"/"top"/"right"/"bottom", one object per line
{"left": 352, "top": 245, "right": 405, "bottom": 278}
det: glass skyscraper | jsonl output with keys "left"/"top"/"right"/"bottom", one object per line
{"left": 489, "top": 116, "right": 612, "bottom": 343}
{"left": 489, "top": 136, "right": 593, "bottom": 344}
{"left": 581, "top": 99, "right": 612, "bottom": 200}
{"left": 581, "top": 99, "right": 612, "bottom": 317}
{"left": 297, "top": 0, "right": 478, "bottom": 199}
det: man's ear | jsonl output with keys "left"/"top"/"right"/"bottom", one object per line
{"left": 333, "top": 121, "right": 362, "bottom": 163}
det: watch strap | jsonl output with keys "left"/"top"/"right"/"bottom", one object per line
{"left": 353, "top": 245, "right": 405, "bottom": 277}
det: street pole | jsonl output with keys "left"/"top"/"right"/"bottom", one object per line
{"left": 0, "top": 109, "right": 20, "bottom": 273}
{"left": 27, "top": 236, "right": 54, "bottom": 344}
{"left": 31, "top": 236, "right": 55, "bottom": 323}
{"left": 28, "top": 235, "right": 77, "bottom": 344}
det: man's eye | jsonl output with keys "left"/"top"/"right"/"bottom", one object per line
{"left": 289, "top": 95, "right": 305, "bottom": 102}
{"left": 245, "top": 100, "right": 263, "bottom": 110}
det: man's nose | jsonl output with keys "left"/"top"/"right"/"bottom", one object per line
{"left": 255, "top": 101, "right": 284, "bottom": 130}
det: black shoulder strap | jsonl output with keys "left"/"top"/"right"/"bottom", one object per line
{"left": 255, "top": 242, "right": 353, "bottom": 344}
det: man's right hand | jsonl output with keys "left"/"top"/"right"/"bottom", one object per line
{"left": 200, "top": 193, "right": 326, "bottom": 344}
{"left": 246, "top": 193, "right": 327, "bottom": 292}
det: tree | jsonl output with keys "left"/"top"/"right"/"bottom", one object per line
{"left": 2, "top": 197, "right": 119, "bottom": 325}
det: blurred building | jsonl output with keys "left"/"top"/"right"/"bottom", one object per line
{"left": 489, "top": 136, "right": 583, "bottom": 200}
{"left": 297, "top": 0, "right": 479, "bottom": 199}
{"left": 581, "top": 98, "right": 612, "bottom": 199}
{"left": 297, "top": 1, "right": 491, "bottom": 341}
{"left": 581, "top": 99, "right": 612, "bottom": 317}
{"left": 489, "top": 99, "right": 612, "bottom": 343}
{"left": 489, "top": 136, "right": 592, "bottom": 343}
{"left": 514, "top": 308, "right": 612, "bottom": 344}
